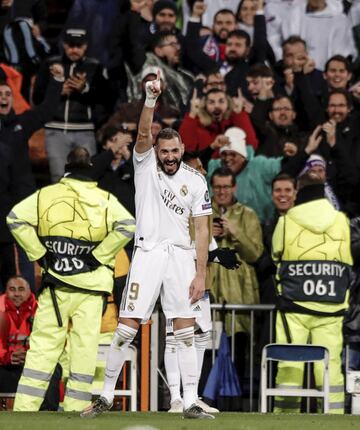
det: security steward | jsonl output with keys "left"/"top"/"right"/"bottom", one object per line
{"left": 6, "top": 147, "right": 135, "bottom": 411}
{"left": 272, "top": 171, "right": 353, "bottom": 414}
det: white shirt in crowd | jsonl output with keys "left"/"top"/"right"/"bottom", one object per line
{"left": 281, "top": 3, "right": 356, "bottom": 70}
{"left": 182, "top": 0, "right": 239, "bottom": 33}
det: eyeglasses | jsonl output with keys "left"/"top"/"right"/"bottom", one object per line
{"left": 212, "top": 185, "right": 233, "bottom": 191}
{"left": 159, "top": 41, "right": 180, "bottom": 48}
{"left": 272, "top": 107, "right": 293, "bottom": 112}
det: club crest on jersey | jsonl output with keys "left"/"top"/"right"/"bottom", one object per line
{"left": 127, "top": 303, "right": 135, "bottom": 312}
{"left": 180, "top": 185, "right": 188, "bottom": 197}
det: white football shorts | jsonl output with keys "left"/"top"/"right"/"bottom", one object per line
{"left": 165, "top": 290, "right": 212, "bottom": 334}
{"left": 120, "top": 243, "right": 202, "bottom": 322}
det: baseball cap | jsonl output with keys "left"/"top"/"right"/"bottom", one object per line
{"left": 140, "top": 66, "right": 165, "bottom": 82}
{"left": 219, "top": 127, "right": 247, "bottom": 159}
{"left": 64, "top": 27, "right": 88, "bottom": 45}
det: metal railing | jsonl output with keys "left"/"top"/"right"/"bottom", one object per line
{"left": 210, "top": 304, "right": 276, "bottom": 411}
{"left": 149, "top": 303, "right": 276, "bottom": 412}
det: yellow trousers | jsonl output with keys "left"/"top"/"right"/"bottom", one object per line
{"left": 14, "top": 286, "right": 103, "bottom": 411}
{"left": 274, "top": 312, "right": 344, "bottom": 414}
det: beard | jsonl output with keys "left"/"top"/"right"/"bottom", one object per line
{"left": 211, "top": 108, "right": 224, "bottom": 122}
{"left": 157, "top": 158, "right": 182, "bottom": 176}
{"left": 226, "top": 53, "right": 243, "bottom": 64}
{"left": 216, "top": 29, "right": 229, "bottom": 42}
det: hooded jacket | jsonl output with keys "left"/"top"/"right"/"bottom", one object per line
{"left": 0, "top": 78, "right": 62, "bottom": 244}
{"left": 272, "top": 196, "right": 353, "bottom": 315}
{"left": 6, "top": 177, "right": 135, "bottom": 294}
{"left": 281, "top": 5, "right": 356, "bottom": 70}
{"left": 207, "top": 146, "right": 282, "bottom": 222}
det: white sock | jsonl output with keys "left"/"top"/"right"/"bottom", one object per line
{"left": 195, "top": 331, "right": 211, "bottom": 383}
{"left": 101, "top": 323, "right": 137, "bottom": 403}
{"left": 174, "top": 326, "right": 197, "bottom": 409}
{"left": 164, "top": 334, "right": 182, "bottom": 403}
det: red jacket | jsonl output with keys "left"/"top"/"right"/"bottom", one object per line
{"left": 0, "top": 293, "right": 37, "bottom": 365}
{"left": 179, "top": 111, "right": 258, "bottom": 158}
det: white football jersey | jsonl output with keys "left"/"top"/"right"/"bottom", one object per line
{"left": 133, "top": 148, "right": 212, "bottom": 250}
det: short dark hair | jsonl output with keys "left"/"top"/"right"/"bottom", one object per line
{"left": 6, "top": 275, "right": 30, "bottom": 287}
{"left": 297, "top": 171, "right": 325, "bottom": 190}
{"left": 214, "top": 8, "right": 236, "bottom": 21}
{"left": 66, "top": 147, "right": 91, "bottom": 168}
{"left": 270, "top": 95, "right": 295, "bottom": 111}
{"left": 271, "top": 173, "right": 297, "bottom": 190}
{"left": 210, "top": 167, "right": 236, "bottom": 186}
{"left": 150, "top": 30, "right": 178, "bottom": 51}
{"left": 0, "top": 80, "right": 11, "bottom": 89}
{"left": 204, "top": 68, "right": 221, "bottom": 78}
{"left": 227, "top": 29, "right": 251, "bottom": 47}
{"left": 97, "top": 123, "right": 131, "bottom": 147}
{"left": 246, "top": 63, "right": 274, "bottom": 79}
{"left": 205, "top": 88, "right": 226, "bottom": 99}
{"left": 328, "top": 88, "right": 353, "bottom": 109}
{"left": 324, "top": 55, "right": 352, "bottom": 73}
{"left": 155, "top": 127, "right": 182, "bottom": 145}
{"left": 282, "top": 35, "right": 307, "bottom": 50}
{"left": 183, "top": 151, "right": 200, "bottom": 163}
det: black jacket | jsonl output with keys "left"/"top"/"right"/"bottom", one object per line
{"left": 335, "top": 113, "right": 360, "bottom": 216}
{"left": 251, "top": 99, "right": 308, "bottom": 157}
{"left": 256, "top": 214, "right": 279, "bottom": 305}
{"left": 33, "top": 54, "right": 111, "bottom": 130}
{"left": 0, "top": 78, "right": 62, "bottom": 243}
{"left": 91, "top": 150, "right": 135, "bottom": 216}
{"left": 0, "top": 0, "right": 47, "bottom": 61}
{"left": 343, "top": 216, "right": 360, "bottom": 343}
{"left": 185, "top": 14, "right": 274, "bottom": 78}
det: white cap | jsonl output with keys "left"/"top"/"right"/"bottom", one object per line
{"left": 219, "top": 127, "right": 247, "bottom": 159}
{"left": 140, "top": 66, "right": 165, "bottom": 82}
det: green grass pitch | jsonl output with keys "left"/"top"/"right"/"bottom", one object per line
{"left": 1, "top": 412, "right": 360, "bottom": 430}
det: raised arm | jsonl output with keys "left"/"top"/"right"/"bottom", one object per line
{"left": 135, "top": 70, "right": 161, "bottom": 154}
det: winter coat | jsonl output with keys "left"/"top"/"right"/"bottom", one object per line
{"left": 0, "top": 293, "right": 37, "bottom": 365}
{"left": 207, "top": 146, "right": 282, "bottom": 222}
{"left": 0, "top": 78, "right": 62, "bottom": 243}
{"left": 209, "top": 201, "right": 263, "bottom": 333}
{"left": 33, "top": 54, "right": 111, "bottom": 130}
{"left": 179, "top": 111, "right": 259, "bottom": 161}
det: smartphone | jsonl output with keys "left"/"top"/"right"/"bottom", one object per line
{"left": 213, "top": 217, "right": 223, "bottom": 226}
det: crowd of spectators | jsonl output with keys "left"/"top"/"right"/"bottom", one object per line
{"left": 1, "top": 0, "right": 360, "bottom": 411}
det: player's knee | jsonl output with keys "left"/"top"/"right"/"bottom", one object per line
{"left": 174, "top": 326, "right": 194, "bottom": 349}
{"left": 195, "top": 330, "right": 211, "bottom": 350}
{"left": 112, "top": 323, "right": 137, "bottom": 349}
